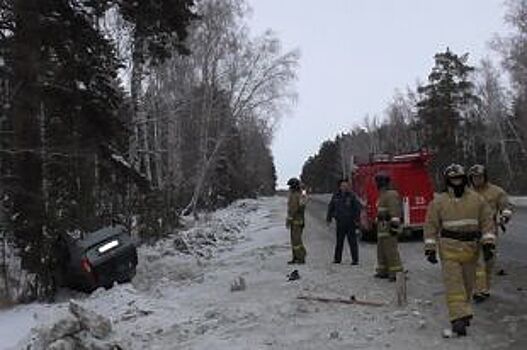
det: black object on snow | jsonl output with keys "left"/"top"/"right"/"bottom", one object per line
{"left": 58, "top": 225, "right": 138, "bottom": 293}
{"left": 287, "top": 269, "right": 300, "bottom": 281}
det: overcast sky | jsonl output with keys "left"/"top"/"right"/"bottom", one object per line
{"left": 246, "top": 0, "right": 509, "bottom": 188}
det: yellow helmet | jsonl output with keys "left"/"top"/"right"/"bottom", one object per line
{"left": 468, "top": 164, "right": 486, "bottom": 177}
{"left": 443, "top": 163, "right": 465, "bottom": 178}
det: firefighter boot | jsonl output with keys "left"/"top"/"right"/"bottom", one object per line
{"left": 473, "top": 292, "right": 488, "bottom": 303}
{"left": 451, "top": 318, "right": 467, "bottom": 336}
{"left": 461, "top": 315, "right": 472, "bottom": 327}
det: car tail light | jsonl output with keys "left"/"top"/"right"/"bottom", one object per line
{"left": 81, "top": 257, "right": 92, "bottom": 273}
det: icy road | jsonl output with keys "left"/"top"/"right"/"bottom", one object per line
{"left": 3, "top": 196, "right": 527, "bottom": 349}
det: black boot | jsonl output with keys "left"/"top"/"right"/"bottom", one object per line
{"left": 473, "top": 293, "right": 488, "bottom": 303}
{"left": 374, "top": 272, "right": 388, "bottom": 279}
{"left": 461, "top": 315, "right": 472, "bottom": 327}
{"left": 451, "top": 318, "right": 467, "bottom": 336}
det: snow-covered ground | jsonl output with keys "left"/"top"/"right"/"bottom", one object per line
{"left": 1, "top": 196, "right": 521, "bottom": 349}
{"left": 510, "top": 196, "right": 527, "bottom": 207}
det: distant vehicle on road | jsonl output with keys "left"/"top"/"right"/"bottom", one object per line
{"left": 58, "top": 225, "right": 138, "bottom": 292}
{"left": 351, "top": 150, "right": 435, "bottom": 241}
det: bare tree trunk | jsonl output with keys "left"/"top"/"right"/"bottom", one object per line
{"left": 39, "top": 102, "right": 49, "bottom": 223}
{"left": 185, "top": 134, "right": 226, "bottom": 216}
{"left": 141, "top": 119, "right": 153, "bottom": 183}
{"left": 153, "top": 116, "right": 163, "bottom": 188}
{"left": 131, "top": 27, "right": 153, "bottom": 183}
{"left": 0, "top": 234, "right": 8, "bottom": 301}
{"left": 495, "top": 120, "right": 513, "bottom": 180}
{"left": 505, "top": 116, "right": 527, "bottom": 156}
{"left": 12, "top": 0, "right": 50, "bottom": 298}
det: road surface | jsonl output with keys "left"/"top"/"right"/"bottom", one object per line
{"left": 308, "top": 195, "right": 527, "bottom": 350}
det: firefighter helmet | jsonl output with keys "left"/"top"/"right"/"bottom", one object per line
{"left": 374, "top": 172, "right": 390, "bottom": 189}
{"left": 468, "top": 164, "right": 487, "bottom": 178}
{"left": 443, "top": 163, "right": 466, "bottom": 178}
{"left": 443, "top": 163, "right": 467, "bottom": 196}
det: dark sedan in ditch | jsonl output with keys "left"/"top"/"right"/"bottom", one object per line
{"left": 59, "top": 225, "right": 138, "bottom": 292}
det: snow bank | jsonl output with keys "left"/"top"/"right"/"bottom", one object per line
{"left": 133, "top": 199, "right": 259, "bottom": 292}
{"left": 8, "top": 198, "right": 264, "bottom": 350}
{"left": 20, "top": 300, "right": 121, "bottom": 350}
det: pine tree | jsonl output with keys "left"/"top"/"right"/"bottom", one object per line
{"left": 416, "top": 48, "right": 478, "bottom": 181}
{"left": 301, "top": 140, "right": 341, "bottom": 193}
{"left": 6, "top": 0, "right": 129, "bottom": 299}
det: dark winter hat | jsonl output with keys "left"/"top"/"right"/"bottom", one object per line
{"left": 287, "top": 178, "right": 301, "bottom": 188}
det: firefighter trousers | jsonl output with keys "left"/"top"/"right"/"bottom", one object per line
{"left": 376, "top": 235, "right": 403, "bottom": 276}
{"left": 439, "top": 238, "right": 479, "bottom": 321}
{"left": 290, "top": 225, "right": 306, "bottom": 262}
{"left": 475, "top": 246, "right": 495, "bottom": 295}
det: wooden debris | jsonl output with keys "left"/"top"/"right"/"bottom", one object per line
{"left": 297, "top": 294, "right": 385, "bottom": 307}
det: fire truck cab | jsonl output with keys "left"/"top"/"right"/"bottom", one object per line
{"left": 351, "top": 151, "right": 434, "bottom": 241}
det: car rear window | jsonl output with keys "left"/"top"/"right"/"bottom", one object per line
{"left": 86, "top": 236, "right": 121, "bottom": 261}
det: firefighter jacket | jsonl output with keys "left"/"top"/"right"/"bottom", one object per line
{"left": 471, "top": 182, "right": 512, "bottom": 224}
{"left": 326, "top": 190, "right": 362, "bottom": 226}
{"left": 287, "top": 190, "right": 305, "bottom": 227}
{"left": 424, "top": 188, "right": 495, "bottom": 252}
{"left": 376, "top": 189, "right": 402, "bottom": 238}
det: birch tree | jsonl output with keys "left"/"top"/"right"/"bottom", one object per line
{"left": 173, "top": 0, "right": 298, "bottom": 215}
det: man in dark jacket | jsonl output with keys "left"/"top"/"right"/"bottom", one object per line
{"left": 326, "top": 178, "right": 362, "bottom": 264}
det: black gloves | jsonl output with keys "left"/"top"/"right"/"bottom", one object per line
{"left": 482, "top": 243, "right": 495, "bottom": 262}
{"left": 425, "top": 249, "right": 438, "bottom": 264}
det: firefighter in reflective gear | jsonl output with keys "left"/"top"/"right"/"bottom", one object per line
{"left": 424, "top": 164, "right": 495, "bottom": 336}
{"left": 374, "top": 173, "right": 404, "bottom": 282}
{"left": 286, "top": 178, "right": 307, "bottom": 264}
{"left": 468, "top": 164, "right": 512, "bottom": 302}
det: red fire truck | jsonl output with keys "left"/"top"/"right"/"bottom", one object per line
{"left": 351, "top": 150, "right": 434, "bottom": 240}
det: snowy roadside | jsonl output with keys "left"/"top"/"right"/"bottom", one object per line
{"left": 0, "top": 198, "right": 264, "bottom": 350}
{"left": 1, "top": 196, "right": 505, "bottom": 350}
